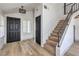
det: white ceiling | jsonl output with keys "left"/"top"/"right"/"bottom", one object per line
{"left": 0, "top": 3, "right": 41, "bottom": 14}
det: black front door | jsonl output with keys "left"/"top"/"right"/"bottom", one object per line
{"left": 36, "top": 15, "right": 41, "bottom": 45}
{"left": 7, "top": 17, "right": 20, "bottom": 43}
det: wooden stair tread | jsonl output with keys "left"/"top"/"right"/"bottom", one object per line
{"left": 49, "top": 36, "right": 58, "bottom": 42}
{"left": 49, "top": 38, "right": 58, "bottom": 42}
{"left": 56, "top": 25, "right": 63, "bottom": 28}
{"left": 55, "top": 23, "right": 66, "bottom": 28}
{"left": 55, "top": 26, "right": 64, "bottom": 30}
{"left": 55, "top": 27, "right": 66, "bottom": 32}
{"left": 51, "top": 32, "right": 58, "bottom": 36}
{"left": 53, "top": 29, "right": 62, "bottom": 33}
{"left": 51, "top": 32, "right": 62, "bottom": 38}
{"left": 59, "top": 20, "right": 65, "bottom": 22}
{"left": 47, "top": 40, "right": 57, "bottom": 47}
{"left": 57, "top": 22, "right": 64, "bottom": 24}
{"left": 49, "top": 36, "right": 58, "bottom": 40}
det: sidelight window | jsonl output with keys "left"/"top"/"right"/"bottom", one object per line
{"left": 23, "top": 20, "right": 31, "bottom": 33}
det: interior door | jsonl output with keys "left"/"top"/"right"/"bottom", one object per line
{"left": 36, "top": 15, "right": 41, "bottom": 45}
{"left": 7, "top": 17, "right": 20, "bottom": 43}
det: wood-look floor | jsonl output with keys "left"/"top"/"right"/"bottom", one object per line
{"left": 0, "top": 39, "right": 52, "bottom": 56}
{"left": 65, "top": 41, "right": 79, "bottom": 56}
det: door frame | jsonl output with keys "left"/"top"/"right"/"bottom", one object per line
{"left": 6, "top": 16, "right": 21, "bottom": 43}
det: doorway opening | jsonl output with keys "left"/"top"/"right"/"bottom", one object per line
{"left": 35, "top": 15, "right": 41, "bottom": 45}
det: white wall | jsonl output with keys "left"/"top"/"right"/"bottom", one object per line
{"left": 34, "top": 4, "right": 43, "bottom": 17}
{"left": 4, "top": 11, "right": 34, "bottom": 43}
{"left": 0, "top": 10, "right": 5, "bottom": 49}
{"left": 42, "top": 3, "right": 64, "bottom": 46}
{"left": 75, "top": 18, "right": 79, "bottom": 41}
{"left": 71, "top": 11, "right": 79, "bottom": 41}
{"left": 74, "top": 12, "right": 79, "bottom": 41}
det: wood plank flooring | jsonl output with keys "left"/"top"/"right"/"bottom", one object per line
{"left": 65, "top": 41, "right": 79, "bottom": 56}
{"left": 0, "top": 39, "right": 52, "bottom": 56}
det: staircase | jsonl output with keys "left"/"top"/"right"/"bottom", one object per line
{"left": 43, "top": 3, "right": 79, "bottom": 56}
{"left": 44, "top": 20, "right": 66, "bottom": 55}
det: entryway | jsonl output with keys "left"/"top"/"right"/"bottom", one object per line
{"left": 7, "top": 17, "right": 21, "bottom": 43}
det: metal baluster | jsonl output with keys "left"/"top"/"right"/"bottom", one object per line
{"left": 76, "top": 4, "right": 77, "bottom": 11}
{"left": 73, "top": 25, "right": 75, "bottom": 42}
{"left": 78, "top": 3, "right": 79, "bottom": 9}
{"left": 74, "top": 4, "right": 75, "bottom": 12}
{"left": 77, "top": 3, "right": 78, "bottom": 10}
{"left": 58, "top": 32, "right": 60, "bottom": 47}
{"left": 64, "top": 3, "right": 66, "bottom": 15}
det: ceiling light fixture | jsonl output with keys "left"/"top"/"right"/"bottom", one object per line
{"left": 19, "top": 6, "right": 26, "bottom": 14}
